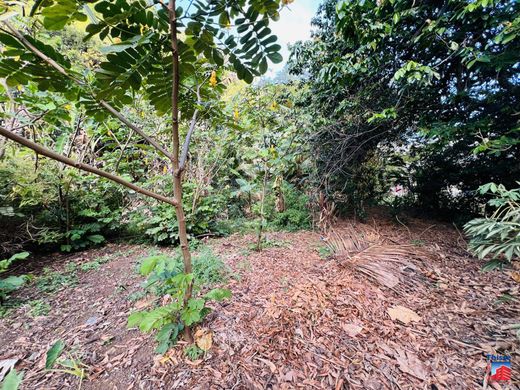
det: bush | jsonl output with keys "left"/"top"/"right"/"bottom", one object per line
{"left": 0, "top": 251, "right": 30, "bottom": 304}
{"left": 269, "top": 183, "right": 311, "bottom": 231}
{"left": 464, "top": 183, "right": 520, "bottom": 266}
{"left": 0, "top": 156, "right": 126, "bottom": 254}
{"left": 133, "top": 181, "right": 229, "bottom": 245}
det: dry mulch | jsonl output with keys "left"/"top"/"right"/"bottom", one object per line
{"left": 0, "top": 214, "right": 519, "bottom": 389}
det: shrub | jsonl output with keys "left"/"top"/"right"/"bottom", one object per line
{"left": 269, "top": 183, "right": 311, "bottom": 231}
{"left": 133, "top": 182, "right": 228, "bottom": 245}
{"left": 128, "top": 247, "right": 231, "bottom": 354}
{"left": 0, "top": 157, "right": 125, "bottom": 253}
{"left": 464, "top": 183, "right": 520, "bottom": 266}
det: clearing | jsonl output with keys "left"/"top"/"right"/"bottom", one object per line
{"left": 1, "top": 213, "right": 518, "bottom": 389}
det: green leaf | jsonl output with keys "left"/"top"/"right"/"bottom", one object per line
{"left": 267, "top": 52, "right": 283, "bottom": 64}
{"left": 7, "top": 252, "right": 29, "bottom": 263}
{"left": 140, "top": 256, "right": 160, "bottom": 275}
{"left": 87, "top": 234, "right": 105, "bottom": 244}
{"left": 1, "top": 368, "right": 24, "bottom": 390}
{"left": 127, "top": 312, "right": 145, "bottom": 328}
{"left": 204, "top": 288, "right": 232, "bottom": 301}
{"left": 155, "top": 323, "right": 181, "bottom": 354}
{"left": 45, "top": 340, "right": 65, "bottom": 369}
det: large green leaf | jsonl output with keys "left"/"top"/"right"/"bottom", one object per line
{"left": 1, "top": 368, "right": 24, "bottom": 390}
{"left": 45, "top": 340, "right": 65, "bottom": 369}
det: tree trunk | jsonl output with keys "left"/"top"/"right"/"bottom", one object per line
{"left": 168, "top": 0, "right": 193, "bottom": 342}
{"left": 256, "top": 163, "right": 269, "bottom": 251}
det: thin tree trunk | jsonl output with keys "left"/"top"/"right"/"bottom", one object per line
{"left": 256, "top": 163, "right": 269, "bottom": 251}
{"left": 168, "top": 0, "right": 193, "bottom": 342}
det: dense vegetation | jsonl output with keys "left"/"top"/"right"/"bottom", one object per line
{"left": 0, "top": 0, "right": 518, "bottom": 381}
{"left": 290, "top": 0, "right": 519, "bottom": 221}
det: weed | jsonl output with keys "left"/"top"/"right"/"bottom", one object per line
{"left": 279, "top": 276, "right": 290, "bottom": 290}
{"left": 239, "top": 248, "right": 251, "bottom": 257}
{"left": 192, "top": 247, "right": 232, "bottom": 285}
{"left": 318, "top": 246, "right": 333, "bottom": 259}
{"left": 184, "top": 344, "right": 204, "bottom": 360}
{"left": 248, "top": 238, "right": 289, "bottom": 251}
{"left": 93, "top": 255, "right": 111, "bottom": 264}
{"left": 28, "top": 299, "right": 51, "bottom": 316}
{"left": 411, "top": 239, "right": 425, "bottom": 247}
{"left": 37, "top": 267, "right": 78, "bottom": 293}
{"left": 80, "top": 261, "right": 101, "bottom": 272}
{"left": 65, "top": 262, "right": 78, "bottom": 273}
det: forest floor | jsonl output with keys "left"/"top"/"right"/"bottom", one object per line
{"left": 0, "top": 211, "right": 519, "bottom": 389}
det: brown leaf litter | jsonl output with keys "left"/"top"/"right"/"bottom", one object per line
{"left": 0, "top": 213, "right": 519, "bottom": 389}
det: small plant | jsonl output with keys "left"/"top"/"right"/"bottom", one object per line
{"left": 0, "top": 368, "right": 24, "bottom": 390}
{"left": 29, "top": 299, "right": 51, "bottom": 317}
{"left": 184, "top": 344, "right": 204, "bottom": 361}
{"left": 45, "top": 340, "right": 87, "bottom": 389}
{"left": 0, "top": 252, "right": 30, "bottom": 304}
{"left": 464, "top": 183, "right": 520, "bottom": 266}
{"left": 248, "top": 238, "right": 288, "bottom": 251}
{"left": 126, "top": 291, "right": 147, "bottom": 302}
{"left": 318, "top": 245, "right": 333, "bottom": 259}
{"left": 36, "top": 267, "right": 78, "bottom": 294}
{"left": 128, "top": 250, "right": 231, "bottom": 354}
{"left": 80, "top": 261, "right": 101, "bottom": 272}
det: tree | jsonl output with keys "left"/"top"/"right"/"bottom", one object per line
{"left": 289, "top": 0, "right": 520, "bottom": 218}
{"left": 0, "top": 0, "right": 284, "bottom": 339}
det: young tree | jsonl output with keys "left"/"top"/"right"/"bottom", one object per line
{"left": 0, "top": 0, "right": 284, "bottom": 338}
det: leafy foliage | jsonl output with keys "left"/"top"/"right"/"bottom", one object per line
{"left": 289, "top": 0, "right": 520, "bottom": 218}
{"left": 129, "top": 250, "right": 231, "bottom": 353}
{"left": 464, "top": 183, "right": 520, "bottom": 263}
{"left": 0, "top": 368, "right": 23, "bottom": 390}
{"left": 0, "top": 251, "right": 29, "bottom": 303}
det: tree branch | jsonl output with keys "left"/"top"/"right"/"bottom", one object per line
{"left": 3, "top": 21, "right": 173, "bottom": 162}
{"left": 99, "top": 101, "right": 173, "bottom": 160}
{"left": 179, "top": 79, "right": 206, "bottom": 170}
{"left": 0, "top": 125, "right": 178, "bottom": 207}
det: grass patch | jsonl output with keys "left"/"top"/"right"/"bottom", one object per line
{"left": 28, "top": 299, "right": 51, "bottom": 316}
{"left": 36, "top": 266, "right": 78, "bottom": 293}
{"left": 80, "top": 261, "right": 101, "bottom": 272}
{"left": 141, "top": 246, "right": 231, "bottom": 287}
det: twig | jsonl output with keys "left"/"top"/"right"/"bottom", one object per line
{"left": 395, "top": 215, "right": 411, "bottom": 239}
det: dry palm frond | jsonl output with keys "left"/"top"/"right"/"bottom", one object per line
{"left": 345, "top": 245, "right": 427, "bottom": 290}
{"left": 323, "top": 224, "right": 379, "bottom": 256}
{"left": 326, "top": 226, "right": 431, "bottom": 291}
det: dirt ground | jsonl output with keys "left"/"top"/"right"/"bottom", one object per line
{"left": 0, "top": 213, "right": 519, "bottom": 389}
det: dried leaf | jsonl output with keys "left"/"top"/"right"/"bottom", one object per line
{"left": 341, "top": 323, "right": 363, "bottom": 337}
{"left": 387, "top": 305, "right": 421, "bottom": 324}
{"left": 394, "top": 348, "right": 428, "bottom": 380}
{"left": 194, "top": 329, "right": 213, "bottom": 352}
{"left": 256, "top": 357, "right": 277, "bottom": 373}
{"left": 508, "top": 271, "right": 520, "bottom": 283}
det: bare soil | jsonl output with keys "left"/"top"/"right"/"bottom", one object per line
{"left": 1, "top": 213, "right": 519, "bottom": 389}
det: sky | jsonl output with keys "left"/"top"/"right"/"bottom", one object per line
{"left": 268, "top": 0, "right": 321, "bottom": 73}
{"left": 178, "top": 0, "right": 322, "bottom": 75}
